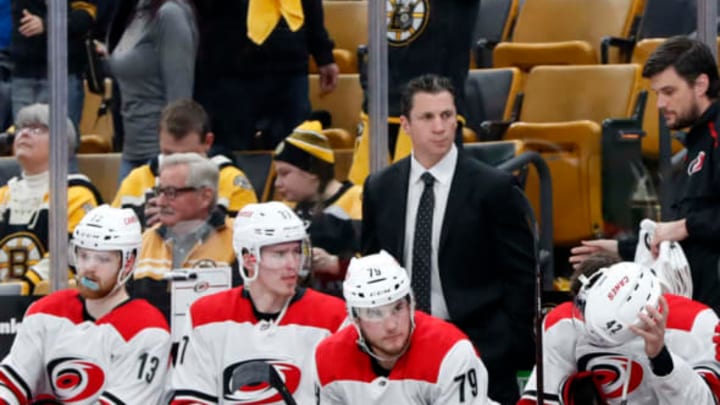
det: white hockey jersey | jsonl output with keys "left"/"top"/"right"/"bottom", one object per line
{"left": 0, "top": 289, "right": 171, "bottom": 405}
{"left": 314, "top": 311, "right": 498, "bottom": 405}
{"left": 168, "top": 286, "right": 347, "bottom": 404}
{"left": 519, "top": 294, "right": 720, "bottom": 405}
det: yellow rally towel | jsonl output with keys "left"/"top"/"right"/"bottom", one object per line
{"left": 247, "top": 0, "right": 305, "bottom": 45}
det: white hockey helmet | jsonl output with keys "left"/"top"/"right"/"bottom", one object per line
{"left": 72, "top": 205, "right": 142, "bottom": 287}
{"left": 636, "top": 219, "right": 693, "bottom": 298}
{"left": 344, "top": 250, "right": 412, "bottom": 309}
{"left": 576, "top": 261, "right": 662, "bottom": 347}
{"left": 232, "top": 201, "right": 309, "bottom": 282}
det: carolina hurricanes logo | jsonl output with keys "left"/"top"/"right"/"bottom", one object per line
{"left": 688, "top": 151, "right": 706, "bottom": 175}
{"left": 46, "top": 357, "right": 105, "bottom": 402}
{"left": 222, "top": 359, "right": 302, "bottom": 404}
{"left": 577, "top": 353, "right": 643, "bottom": 399}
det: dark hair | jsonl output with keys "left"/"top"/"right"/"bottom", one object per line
{"left": 569, "top": 252, "right": 622, "bottom": 297}
{"left": 642, "top": 36, "right": 720, "bottom": 99}
{"left": 400, "top": 74, "right": 456, "bottom": 118}
{"left": 159, "top": 98, "right": 211, "bottom": 141}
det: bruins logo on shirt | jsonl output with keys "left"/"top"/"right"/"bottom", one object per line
{"left": 0, "top": 231, "right": 44, "bottom": 280}
{"left": 387, "top": 0, "right": 430, "bottom": 46}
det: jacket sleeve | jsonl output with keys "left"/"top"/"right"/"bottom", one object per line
{"left": 304, "top": 0, "right": 335, "bottom": 67}
{"left": 490, "top": 180, "right": 535, "bottom": 361}
{"left": 360, "top": 175, "right": 380, "bottom": 255}
{"left": 157, "top": 2, "right": 197, "bottom": 103}
{"left": 684, "top": 142, "right": 720, "bottom": 242}
{"left": 101, "top": 328, "right": 172, "bottom": 404}
{"left": 434, "top": 340, "right": 498, "bottom": 405}
{"left": 168, "top": 310, "right": 219, "bottom": 404}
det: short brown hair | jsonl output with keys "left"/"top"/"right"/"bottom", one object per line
{"left": 400, "top": 74, "right": 456, "bottom": 118}
{"left": 159, "top": 99, "right": 211, "bottom": 141}
{"left": 569, "top": 252, "right": 622, "bottom": 297}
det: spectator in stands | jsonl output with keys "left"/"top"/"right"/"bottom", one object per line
{"left": 273, "top": 120, "right": 361, "bottom": 296}
{"left": 100, "top": 0, "right": 197, "bottom": 182}
{"left": 193, "top": 0, "right": 338, "bottom": 154}
{"left": 348, "top": 0, "right": 480, "bottom": 185}
{"left": 315, "top": 251, "right": 497, "bottom": 404}
{"left": 361, "top": 74, "right": 535, "bottom": 404}
{"left": 519, "top": 254, "right": 720, "bottom": 404}
{"left": 168, "top": 201, "right": 346, "bottom": 404}
{"left": 133, "top": 152, "right": 238, "bottom": 321}
{"left": 0, "top": 103, "right": 102, "bottom": 294}
{"left": 112, "top": 99, "right": 256, "bottom": 229}
{"left": 0, "top": 205, "right": 171, "bottom": 404}
{"left": 569, "top": 36, "right": 720, "bottom": 315}
{"left": 9, "top": 0, "right": 94, "bottom": 127}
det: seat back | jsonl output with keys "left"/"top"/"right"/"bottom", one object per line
{"left": 77, "top": 153, "right": 122, "bottom": 203}
{"left": 637, "top": 0, "right": 696, "bottom": 39}
{"left": 472, "top": 0, "right": 519, "bottom": 67}
{"left": 631, "top": 39, "right": 685, "bottom": 158}
{"left": 309, "top": 74, "right": 362, "bottom": 135}
{"left": 464, "top": 68, "right": 522, "bottom": 136}
{"left": 512, "top": 0, "right": 639, "bottom": 46}
{"left": 234, "top": 151, "right": 276, "bottom": 202}
{"left": 520, "top": 64, "right": 641, "bottom": 124}
{"left": 321, "top": 1, "right": 367, "bottom": 73}
{"left": 0, "top": 157, "right": 20, "bottom": 186}
{"left": 79, "top": 79, "right": 113, "bottom": 153}
{"left": 505, "top": 121, "right": 604, "bottom": 245}
{"left": 0, "top": 282, "right": 26, "bottom": 296}
{"left": 464, "top": 140, "right": 525, "bottom": 168}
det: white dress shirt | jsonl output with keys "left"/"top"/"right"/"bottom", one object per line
{"left": 404, "top": 145, "right": 457, "bottom": 320}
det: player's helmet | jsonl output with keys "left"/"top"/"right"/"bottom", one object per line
{"left": 344, "top": 250, "right": 412, "bottom": 309}
{"left": 232, "top": 202, "right": 309, "bottom": 282}
{"left": 575, "top": 262, "right": 662, "bottom": 347}
{"left": 72, "top": 205, "right": 142, "bottom": 287}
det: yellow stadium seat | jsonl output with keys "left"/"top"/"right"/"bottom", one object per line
{"left": 506, "top": 121, "right": 603, "bottom": 245}
{"left": 79, "top": 78, "right": 113, "bottom": 153}
{"left": 507, "top": 64, "right": 645, "bottom": 245}
{"left": 77, "top": 153, "right": 121, "bottom": 203}
{"left": 309, "top": 73, "right": 362, "bottom": 135}
{"left": 33, "top": 280, "right": 50, "bottom": 295}
{"left": 493, "top": 0, "right": 644, "bottom": 71}
{"left": 309, "top": 1, "right": 367, "bottom": 73}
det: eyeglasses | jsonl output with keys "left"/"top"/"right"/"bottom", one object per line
{"left": 17, "top": 124, "right": 48, "bottom": 136}
{"left": 154, "top": 186, "right": 198, "bottom": 199}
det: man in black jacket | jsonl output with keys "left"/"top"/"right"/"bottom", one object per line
{"left": 362, "top": 74, "right": 535, "bottom": 405}
{"left": 570, "top": 36, "right": 720, "bottom": 315}
{"left": 193, "top": 0, "right": 338, "bottom": 154}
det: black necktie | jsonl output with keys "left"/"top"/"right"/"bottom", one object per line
{"left": 412, "top": 172, "right": 434, "bottom": 313}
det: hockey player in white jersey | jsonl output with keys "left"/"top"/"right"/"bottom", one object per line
{"left": 168, "top": 201, "right": 347, "bottom": 404}
{"left": 314, "top": 251, "right": 498, "bottom": 404}
{"left": 0, "top": 205, "right": 171, "bottom": 404}
{"left": 519, "top": 254, "right": 720, "bottom": 405}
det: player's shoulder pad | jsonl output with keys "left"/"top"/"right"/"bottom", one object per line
{"left": 26, "top": 289, "right": 84, "bottom": 322}
{"left": 283, "top": 288, "right": 347, "bottom": 331}
{"left": 97, "top": 298, "right": 170, "bottom": 342}
{"left": 665, "top": 293, "right": 715, "bottom": 332}
{"left": 544, "top": 301, "right": 575, "bottom": 332}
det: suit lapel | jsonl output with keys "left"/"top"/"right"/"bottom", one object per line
{"left": 440, "top": 155, "right": 470, "bottom": 252}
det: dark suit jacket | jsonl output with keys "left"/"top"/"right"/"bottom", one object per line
{"left": 362, "top": 152, "right": 535, "bottom": 380}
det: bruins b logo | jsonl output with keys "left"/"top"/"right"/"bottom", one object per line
{"left": 0, "top": 232, "right": 44, "bottom": 280}
{"left": 387, "top": 0, "right": 430, "bottom": 46}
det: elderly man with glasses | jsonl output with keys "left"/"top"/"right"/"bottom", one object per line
{"left": 133, "top": 152, "right": 240, "bottom": 322}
